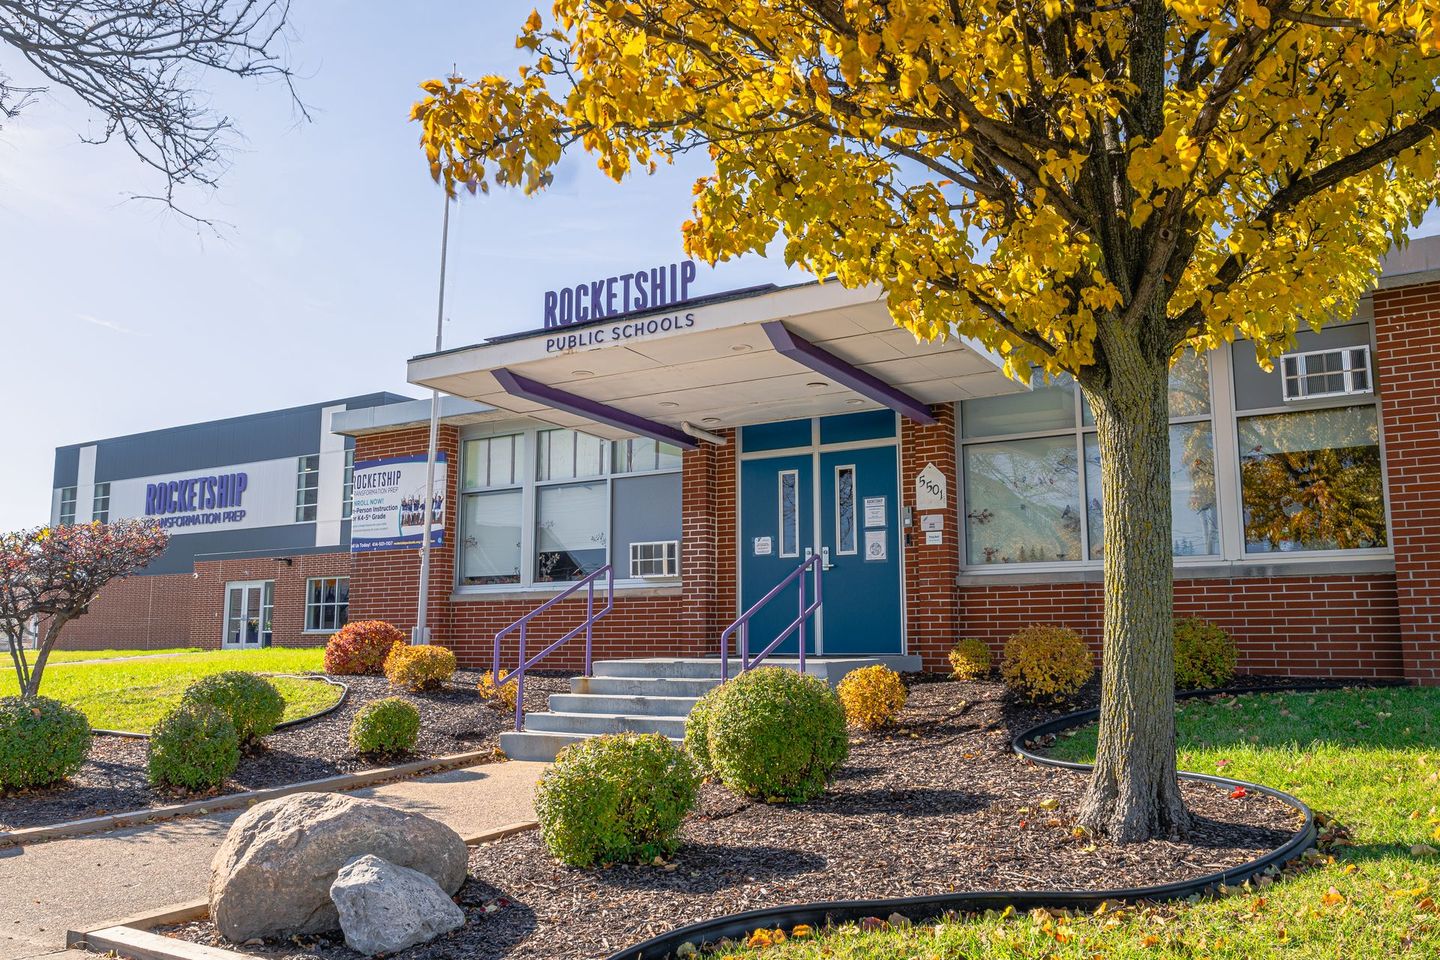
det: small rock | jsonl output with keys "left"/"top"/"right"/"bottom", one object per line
{"left": 330, "top": 855, "right": 466, "bottom": 956}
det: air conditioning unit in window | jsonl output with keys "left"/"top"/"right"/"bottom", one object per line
{"left": 629, "top": 540, "right": 679, "bottom": 579}
{"left": 1280, "top": 346, "right": 1372, "bottom": 402}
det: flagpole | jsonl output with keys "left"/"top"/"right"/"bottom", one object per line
{"left": 414, "top": 190, "right": 451, "bottom": 645}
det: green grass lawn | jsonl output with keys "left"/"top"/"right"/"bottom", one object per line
{"left": 702, "top": 687, "right": 1440, "bottom": 959}
{"left": 42, "top": 647, "right": 203, "bottom": 664}
{"left": 1, "top": 647, "right": 335, "bottom": 734}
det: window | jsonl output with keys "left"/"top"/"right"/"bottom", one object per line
{"left": 92, "top": 483, "right": 111, "bottom": 524}
{"left": 295, "top": 455, "right": 320, "bottom": 522}
{"left": 630, "top": 540, "right": 679, "bottom": 578}
{"left": 778, "top": 470, "right": 800, "bottom": 558}
{"left": 961, "top": 354, "right": 1218, "bottom": 566}
{"left": 958, "top": 314, "right": 1391, "bottom": 570}
{"left": 835, "top": 465, "right": 857, "bottom": 555}
{"left": 305, "top": 577, "right": 350, "bottom": 632}
{"left": 458, "top": 426, "right": 682, "bottom": 589}
{"left": 58, "top": 487, "right": 77, "bottom": 526}
{"left": 1280, "top": 347, "right": 1372, "bottom": 402}
{"left": 341, "top": 450, "right": 355, "bottom": 520}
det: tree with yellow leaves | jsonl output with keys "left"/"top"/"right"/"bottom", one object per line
{"left": 413, "top": 0, "right": 1440, "bottom": 842}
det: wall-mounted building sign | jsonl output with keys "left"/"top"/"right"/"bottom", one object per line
{"left": 543, "top": 261, "right": 698, "bottom": 330}
{"left": 144, "top": 472, "right": 249, "bottom": 529}
{"left": 915, "top": 463, "right": 948, "bottom": 511}
{"left": 350, "top": 454, "right": 447, "bottom": 553}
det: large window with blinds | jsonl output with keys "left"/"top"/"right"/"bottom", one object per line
{"left": 458, "top": 426, "right": 683, "bottom": 590}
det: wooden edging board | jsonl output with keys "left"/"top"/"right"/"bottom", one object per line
{"left": 65, "top": 821, "right": 540, "bottom": 960}
{"left": 2, "top": 749, "right": 502, "bottom": 849}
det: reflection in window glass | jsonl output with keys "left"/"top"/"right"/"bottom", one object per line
{"left": 462, "top": 490, "right": 523, "bottom": 584}
{"left": 537, "top": 429, "right": 606, "bottom": 482}
{"left": 779, "top": 470, "right": 799, "bottom": 557}
{"left": 1083, "top": 351, "right": 1211, "bottom": 424}
{"left": 536, "top": 482, "right": 609, "bottom": 581}
{"left": 963, "top": 373, "right": 1075, "bottom": 438}
{"left": 964, "top": 437, "right": 1082, "bottom": 564}
{"left": 1084, "top": 422, "right": 1219, "bottom": 559}
{"left": 463, "top": 435, "right": 521, "bottom": 489}
{"left": 836, "top": 466, "right": 857, "bottom": 555}
{"left": 1239, "top": 407, "right": 1387, "bottom": 552}
{"left": 613, "top": 438, "right": 684, "bottom": 474}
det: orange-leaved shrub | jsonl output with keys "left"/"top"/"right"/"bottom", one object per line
{"left": 1000, "top": 625, "right": 1093, "bottom": 706}
{"left": 836, "top": 664, "right": 907, "bottom": 730}
{"left": 948, "top": 638, "right": 993, "bottom": 680}
{"left": 477, "top": 670, "right": 518, "bottom": 711}
{"left": 384, "top": 643, "right": 458, "bottom": 692}
{"left": 324, "top": 620, "right": 406, "bottom": 676}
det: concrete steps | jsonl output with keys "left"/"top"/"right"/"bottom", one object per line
{"left": 498, "top": 654, "right": 923, "bottom": 762}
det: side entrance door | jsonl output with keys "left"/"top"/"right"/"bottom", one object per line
{"left": 738, "top": 414, "right": 904, "bottom": 657}
{"left": 222, "top": 581, "right": 272, "bottom": 649}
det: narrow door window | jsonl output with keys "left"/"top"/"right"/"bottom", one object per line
{"left": 778, "top": 469, "right": 799, "bottom": 558}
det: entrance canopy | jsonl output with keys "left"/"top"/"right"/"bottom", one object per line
{"left": 406, "top": 280, "right": 1024, "bottom": 447}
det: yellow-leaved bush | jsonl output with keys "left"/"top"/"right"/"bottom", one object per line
{"left": 1000, "top": 625, "right": 1094, "bottom": 706}
{"left": 836, "top": 665, "right": 907, "bottom": 730}
{"left": 383, "top": 644, "right": 457, "bottom": 693}
{"left": 477, "top": 670, "right": 518, "bottom": 711}
{"left": 1173, "top": 618, "right": 1238, "bottom": 690}
{"left": 948, "top": 638, "right": 993, "bottom": 681}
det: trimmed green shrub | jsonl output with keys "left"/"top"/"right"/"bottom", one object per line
{"left": 706, "top": 666, "right": 849, "bottom": 803}
{"left": 1174, "top": 617, "right": 1239, "bottom": 689}
{"left": 349, "top": 697, "right": 421, "bottom": 756}
{"left": 181, "top": 671, "right": 284, "bottom": 749}
{"left": 148, "top": 704, "right": 240, "bottom": 790}
{"left": 0, "top": 696, "right": 92, "bottom": 790}
{"left": 683, "top": 686, "right": 721, "bottom": 776}
{"left": 1000, "top": 624, "right": 1094, "bottom": 706}
{"left": 325, "top": 620, "right": 406, "bottom": 676}
{"left": 534, "top": 732, "right": 699, "bottom": 868}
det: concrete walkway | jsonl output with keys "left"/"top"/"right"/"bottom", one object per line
{"left": 0, "top": 760, "right": 546, "bottom": 960}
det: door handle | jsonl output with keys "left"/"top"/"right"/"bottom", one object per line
{"left": 821, "top": 547, "right": 834, "bottom": 571}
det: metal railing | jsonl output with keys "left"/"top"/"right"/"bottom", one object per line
{"left": 492, "top": 563, "right": 614, "bottom": 731}
{"left": 719, "top": 554, "right": 823, "bottom": 683}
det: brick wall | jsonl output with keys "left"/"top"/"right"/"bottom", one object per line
{"left": 954, "top": 573, "right": 1403, "bottom": 679}
{"left": 48, "top": 573, "right": 194, "bottom": 650}
{"left": 190, "top": 551, "right": 352, "bottom": 649}
{"left": 1374, "top": 278, "right": 1440, "bottom": 685}
{"left": 900, "top": 405, "right": 962, "bottom": 668}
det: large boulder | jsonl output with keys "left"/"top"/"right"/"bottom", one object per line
{"left": 330, "top": 855, "right": 466, "bottom": 956}
{"left": 209, "top": 792, "right": 468, "bottom": 942}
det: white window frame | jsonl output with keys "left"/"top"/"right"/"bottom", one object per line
{"left": 629, "top": 540, "right": 680, "bottom": 578}
{"left": 956, "top": 319, "right": 1393, "bottom": 574}
{"left": 1280, "top": 345, "right": 1373, "bottom": 402}
{"left": 295, "top": 454, "right": 320, "bottom": 522}
{"left": 456, "top": 423, "right": 683, "bottom": 594}
{"left": 92, "top": 482, "right": 111, "bottom": 524}
{"left": 58, "top": 486, "right": 77, "bottom": 526}
{"left": 303, "top": 576, "right": 350, "bottom": 633}
{"left": 341, "top": 450, "right": 355, "bottom": 520}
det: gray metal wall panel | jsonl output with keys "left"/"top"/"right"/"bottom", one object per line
{"left": 143, "top": 524, "right": 324, "bottom": 575}
{"left": 612, "top": 474, "right": 682, "bottom": 571}
{"left": 52, "top": 447, "right": 80, "bottom": 488}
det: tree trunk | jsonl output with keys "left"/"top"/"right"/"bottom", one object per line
{"left": 1075, "top": 333, "right": 1191, "bottom": 843}
{"left": 24, "top": 616, "right": 66, "bottom": 698}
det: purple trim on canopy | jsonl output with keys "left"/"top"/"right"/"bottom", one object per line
{"left": 491, "top": 368, "right": 699, "bottom": 450}
{"left": 761, "top": 321, "right": 939, "bottom": 426}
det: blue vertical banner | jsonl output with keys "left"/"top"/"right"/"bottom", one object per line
{"left": 349, "top": 453, "right": 447, "bottom": 553}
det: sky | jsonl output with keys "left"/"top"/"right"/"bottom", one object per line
{"left": 0, "top": 1, "right": 802, "bottom": 530}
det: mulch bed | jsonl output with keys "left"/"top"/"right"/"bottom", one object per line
{"left": 0, "top": 669, "right": 570, "bottom": 832}
{"left": 163, "top": 679, "right": 1304, "bottom": 960}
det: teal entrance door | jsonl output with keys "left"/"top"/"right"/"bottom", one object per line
{"left": 738, "top": 413, "right": 903, "bottom": 656}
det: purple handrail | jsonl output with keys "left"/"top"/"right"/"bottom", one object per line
{"left": 719, "top": 554, "right": 822, "bottom": 683}
{"left": 492, "top": 563, "right": 614, "bottom": 731}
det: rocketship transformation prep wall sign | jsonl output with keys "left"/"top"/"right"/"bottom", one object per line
{"left": 349, "top": 454, "right": 447, "bottom": 553}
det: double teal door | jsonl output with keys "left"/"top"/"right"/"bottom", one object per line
{"left": 737, "top": 413, "right": 904, "bottom": 657}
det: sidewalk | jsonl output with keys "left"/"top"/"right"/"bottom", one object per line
{"left": 0, "top": 760, "right": 546, "bottom": 960}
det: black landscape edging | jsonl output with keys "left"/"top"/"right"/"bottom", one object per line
{"left": 91, "top": 675, "right": 349, "bottom": 739}
{"left": 602, "top": 681, "right": 1337, "bottom": 960}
